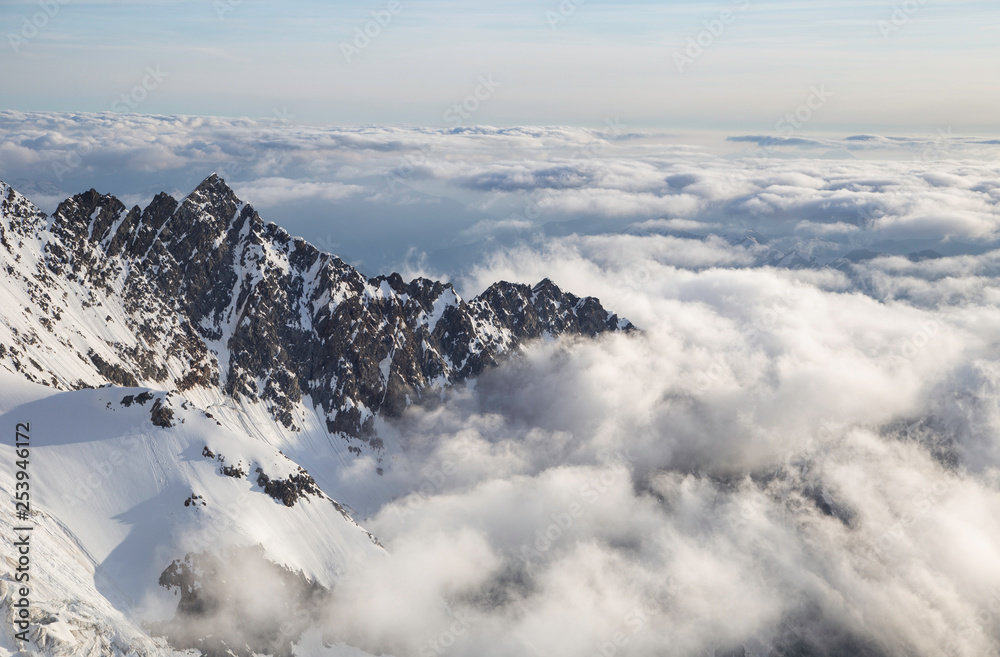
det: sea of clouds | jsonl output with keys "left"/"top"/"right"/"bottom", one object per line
{"left": 2, "top": 110, "right": 999, "bottom": 277}
{"left": 4, "top": 111, "right": 1000, "bottom": 656}
{"left": 325, "top": 245, "right": 1000, "bottom": 656}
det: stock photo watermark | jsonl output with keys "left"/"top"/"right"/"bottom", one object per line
{"left": 393, "top": 442, "right": 475, "bottom": 522}
{"left": 546, "top": 0, "right": 586, "bottom": 30}
{"left": 484, "top": 114, "right": 629, "bottom": 234}
{"left": 110, "top": 66, "right": 170, "bottom": 113}
{"left": 213, "top": 0, "right": 243, "bottom": 20}
{"left": 865, "top": 478, "right": 949, "bottom": 561}
{"left": 917, "top": 126, "right": 953, "bottom": 163}
{"left": 673, "top": 0, "right": 752, "bottom": 73}
{"left": 50, "top": 65, "right": 171, "bottom": 181}
{"left": 7, "top": 0, "right": 70, "bottom": 54}
{"left": 572, "top": 116, "right": 627, "bottom": 159}
{"left": 11, "top": 422, "right": 33, "bottom": 643}
{"left": 749, "top": 84, "right": 834, "bottom": 164}
{"left": 443, "top": 75, "right": 501, "bottom": 127}
{"left": 944, "top": 589, "right": 1000, "bottom": 657}
{"left": 518, "top": 453, "right": 632, "bottom": 565}
{"left": 776, "top": 85, "right": 834, "bottom": 135}
{"left": 418, "top": 608, "right": 475, "bottom": 657}
{"left": 587, "top": 579, "right": 679, "bottom": 657}
{"left": 877, "top": 0, "right": 927, "bottom": 40}
{"left": 340, "top": 0, "right": 402, "bottom": 63}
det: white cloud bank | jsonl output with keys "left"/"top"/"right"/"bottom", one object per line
{"left": 4, "top": 112, "right": 1000, "bottom": 655}
{"left": 315, "top": 241, "right": 1000, "bottom": 656}
{"left": 299, "top": 222, "right": 1000, "bottom": 655}
{"left": 2, "top": 111, "right": 1000, "bottom": 275}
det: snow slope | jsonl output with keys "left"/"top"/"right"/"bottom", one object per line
{"left": 0, "top": 369, "right": 385, "bottom": 656}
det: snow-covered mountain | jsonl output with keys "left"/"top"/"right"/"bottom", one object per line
{"left": 2, "top": 174, "right": 631, "bottom": 441}
{"left": 0, "top": 176, "right": 633, "bottom": 656}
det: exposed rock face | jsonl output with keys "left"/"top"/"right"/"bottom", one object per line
{"left": 0, "top": 175, "right": 634, "bottom": 445}
{"left": 254, "top": 466, "right": 323, "bottom": 507}
{"left": 154, "top": 545, "right": 330, "bottom": 657}
{"left": 150, "top": 397, "right": 175, "bottom": 427}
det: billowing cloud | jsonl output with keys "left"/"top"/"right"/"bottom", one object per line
{"left": 310, "top": 236, "right": 1000, "bottom": 657}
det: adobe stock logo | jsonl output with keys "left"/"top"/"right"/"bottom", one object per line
{"left": 110, "top": 66, "right": 170, "bottom": 113}
{"left": 442, "top": 76, "right": 501, "bottom": 128}
{"left": 7, "top": 0, "right": 71, "bottom": 54}
{"left": 775, "top": 85, "right": 834, "bottom": 135}
{"left": 878, "top": 0, "right": 927, "bottom": 40}
{"left": 213, "top": 0, "right": 243, "bottom": 20}
{"left": 546, "top": 0, "right": 586, "bottom": 30}
{"left": 340, "top": 1, "right": 402, "bottom": 63}
{"left": 672, "top": 0, "right": 752, "bottom": 73}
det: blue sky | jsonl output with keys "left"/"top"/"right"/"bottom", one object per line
{"left": 1, "top": 0, "right": 998, "bottom": 131}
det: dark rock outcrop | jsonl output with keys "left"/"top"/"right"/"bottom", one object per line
{"left": 254, "top": 466, "right": 322, "bottom": 507}
{"left": 153, "top": 545, "right": 329, "bottom": 657}
{"left": 150, "top": 397, "right": 174, "bottom": 428}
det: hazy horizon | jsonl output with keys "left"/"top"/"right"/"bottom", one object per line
{"left": 2, "top": 1, "right": 998, "bottom": 130}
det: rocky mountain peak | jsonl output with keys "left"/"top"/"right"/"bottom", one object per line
{"left": 0, "top": 178, "right": 47, "bottom": 239}
{"left": 182, "top": 173, "right": 245, "bottom": 224}
{"left": 531, "top": 277, "right": 559, "bottom": 293}
{"left": 51, "top": 188, "right": 129, "bottom": 245}
{"left": 0, "top": 177, "right": 635, "bottom": 459}
{"left": 195, "top": 171, "right": 228, "bottom": 192}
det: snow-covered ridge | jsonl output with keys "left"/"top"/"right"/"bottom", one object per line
{"left": 0, "top": 174, "right": 634, "bottom": 463}
{"left": 0, "top": 370, "right": 384, "bottom": 656}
